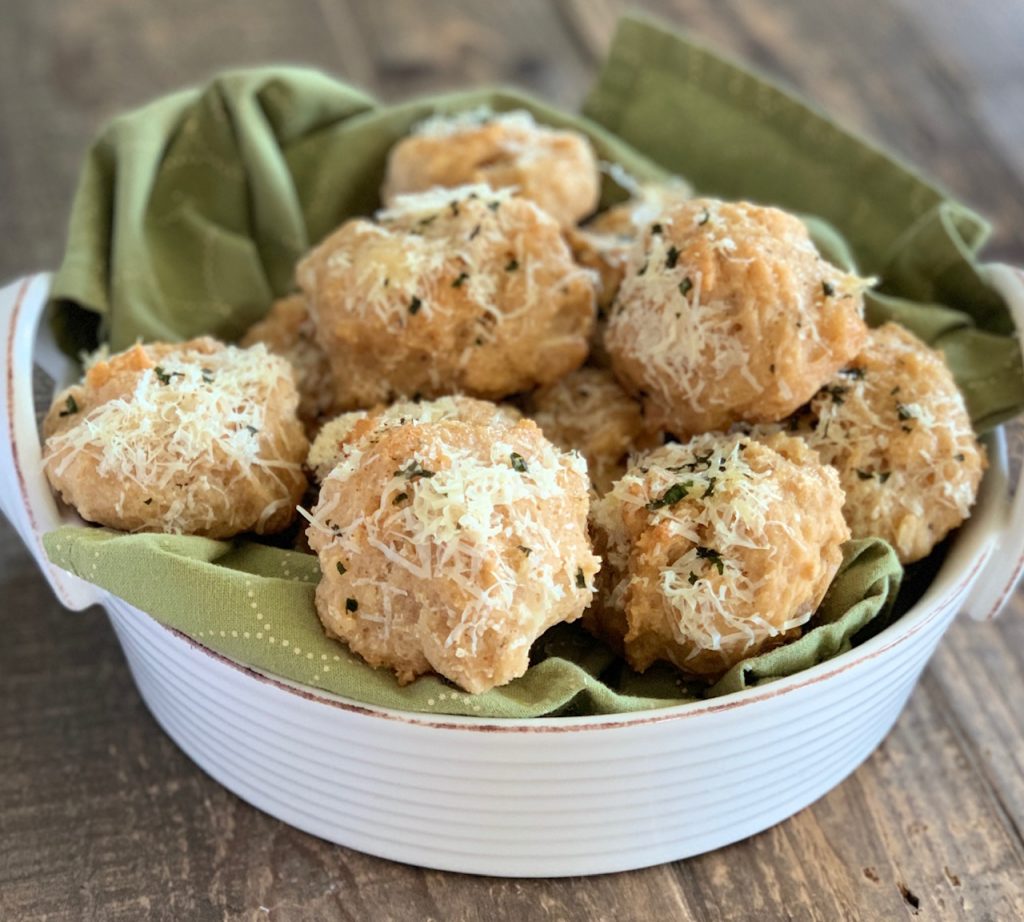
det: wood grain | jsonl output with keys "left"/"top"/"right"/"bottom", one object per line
{"left": 1, "top": 1, "right": 1022, "bottom": 919}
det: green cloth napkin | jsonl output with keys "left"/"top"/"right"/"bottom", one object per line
{"left": 43, "top": 528, "right": 900, "bottom": 717}
{"left": 51, "top": 69, "right": 375, "bottom": 354}
{"left": 44, "top": 14, "right": 1014, "bottom": 717}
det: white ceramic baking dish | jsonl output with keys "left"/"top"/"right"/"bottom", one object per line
{"left": 3, "top": 270, "right": 1024, "bottom": 877}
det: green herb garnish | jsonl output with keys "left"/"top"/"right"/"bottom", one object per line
{"left": 669, "top": 450, "right": 714, "bottom": 474}
{"left": 702, "top": 477, "right": 717, "bottom": 499}
{"left": 245, "top": 425, "right": 259, "bottom": 436}
{"left": 698, "top": 208, "right": 710, "bottom": 226}
{"left": 201, "top": 367, "right": 214, "bottom": 384}
{"left": 665, "top": 245, "right": 680, "bottom": 269}
{"left": 856, "top": 469, "right": 874, "bottom": 481}
{"left": 153, "top": 366, "right": 182, "bottom": 386}
{"left": 696, "top": 545, "right": 724, "bottom": 574}
{"left": 393, "top": 491, "right": 409, "bottom": 505}
{"left": 336, "top": 562, "right": 347, "bottom": 576}
{"left": 575, "top": 568, "right": 586, "bottom": 589}
{"left": 679, "top": 277, "right": 693, "bottom": 297}
{"left": 896, "top": 404, "right": 914, "bottom": 421}
{"left": 822, "top": 281, "right": 836, "bottom": 297}
{"left": 345, "top": 598, "right": 358, "bottom": 612}
{"left": 58, "top": 395, "right": 79, "bottom": 417}
{"left": 505, "top": 258, "right": 519, "bottom": 271}
{"left": 394, "top": 460, "right": 435, "bottom": 480}
{"left": 688, "top": 571, "right": 699, "bottom": 586}
{"left": 510, "top": 452, "right": 528, "bottom": 473}
{"left": 646, "top": 481, "right": 691, "bottom": 510}
{"left": 518, "top": 546, "right": 532, "bottom": 557}
{"left": 452, "top": 272, "right": 469, "bottom": 288}
{"left": 651, "top": 223, "right": 663, "bottom": 235}
{"left": 409, "top": 296, "right": 423, "bottom": 315}
{"left": 823, "top": 384, "right": 848, "bottom": 405}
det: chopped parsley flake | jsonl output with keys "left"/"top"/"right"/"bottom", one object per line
{"left": 688, "top": 571, "right": 699, "bottom": 586}
{"left": 409, "top": 296, "right": 423, "bottom": 315}
{"left": 856, "top": 469, "right": 874, "bottom": 481}
{"left": 449, "top": 200, "right": 461, "bottom": 217}
{"left": 336, "top": 561, "right": 347, "bottom": 576}
{"left": 698, "top": 208, "right": 710, "bottom": 226}
{"left": 245, "top": 425, "right": 259, "bottom": 436}
{"left": 345, "top": 597, "right": 358, "bottom": 612}
{"left": 452, "top": 271, "right": 469, "bottom": 288}
{"left": 646, "top": 481, "right": 691, "bottom": 510}
{"left": 670, "top": 449, "right": 714, "bottom": 474}
{"left": 510, "top": 452, "right": 528, "bottom": 473}
{"left": 393, "top": 491, "right": 409, "bottom": 505}
{"left": 576, "top": 568, "right": 586, "bottom": 589}
{"left": 201, "top": 368, "right": 214, "bottom": 383}
{"left": 954, "top": 453, "right": 966, "bottom": 462}
{"left": 59, "top": 395, "right": 79, "bottom": 417}
{"left": 842, "top": 366, "right": 866, "bottom": 380}
{"left": 154, "top": 366, "right": 183, "bottom": 386}
{"left": 487, "top": 200, "right": 501, "bottom": 212}
{"left": 518, "top": 545, "right": 532, "bottom": 557}
{"left": 896, "top": 404, "right": 914, "bottom": 421}
{"left": 395, "top": 460, "right": 435, "bottom": 480}
{"left": 505, "top": 258, "right": 519, "bottom": 271}
{"left": 702, "top": 476, "right": 717, "bottom": 499}
{"left": 823, "top": 384, "right": 848, "bottom": 405}
{"left": 637, "top": 260, "right": 649, "bottom": 277}
{"left": 651, "top": 223, "right": 663, "bottom": 235}
{"left": 696, "top": 546, "right": 724, "bottom": 574}
{"left": 665, "top": 245, "right": 681, "bottom": 269}
{"left": 822, "top": 281, "right": 836, "bottom": 297}
{"left": 679, "top": 277, "right": 693, "bottom": 297}
{"left": 143, "top": 498, "right": 153, "bottom": 505}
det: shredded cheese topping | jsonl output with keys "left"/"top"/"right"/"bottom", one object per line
{"left": 793, "top": 326, "right": 983, "bottom": 536}
{"left": 606, "top": 199, "right": 870, "bottom": 423}
{"left": 308, "top": 422, "right": 594, "bottom": 656}
{"left": 593, "top": 434, "right": 808, "bottom": 659}
{"left": 45, "top": 342, "right": 301, "bottom": 532}
{"left": 307, "top": 395, "right": 520, "bottom": 482}
{"left": 410, "top": 106, "right": 540, "bottom": 139}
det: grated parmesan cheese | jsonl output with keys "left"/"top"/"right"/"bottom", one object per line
{"left": 589, "top": 431, "right": 848, "bottom": 678}
{"left": 43, "top": 339, "right": 307, "bottom": 536}
{"left": 305, "top": 418, "right": 598, "bottom": 692}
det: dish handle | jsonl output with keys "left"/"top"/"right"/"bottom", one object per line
{"left": 0, "top": 273, "right": 104, "bottom": 610}
{"left": 960, "top": 264, "right": 1024, "bottom": 621}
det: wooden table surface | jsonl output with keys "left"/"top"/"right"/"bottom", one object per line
{"left": 2, "top": 1, "right": 1023, "bottom": 919}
